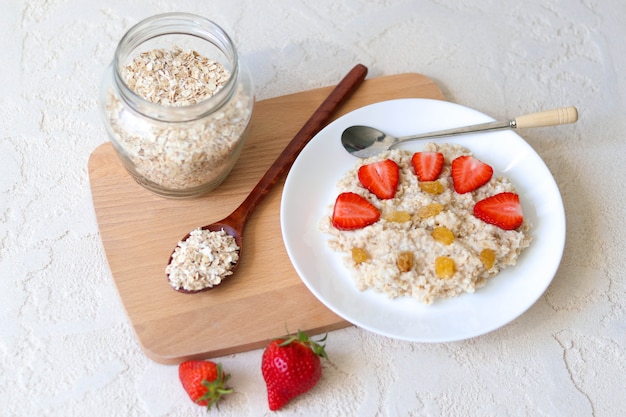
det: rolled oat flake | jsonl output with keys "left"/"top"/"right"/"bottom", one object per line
{"left": 166, "top": 228, "right": 240, "bottom": 292}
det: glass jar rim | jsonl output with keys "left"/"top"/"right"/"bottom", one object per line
{"left": 112, "top": 12, "right": 240, "bottom": 122}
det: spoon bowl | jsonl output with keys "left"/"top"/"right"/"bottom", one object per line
{"left": 166, "top": 64, "right": 368, "bottom": 293}
{"left": 342, "top": 106, "right": 578, "bottom": 158}
{"left": 166, "top": 218, "right": 244, "bottom": 294}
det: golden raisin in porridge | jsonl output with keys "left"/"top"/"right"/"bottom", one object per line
{"left": 320, "top": 143, "right": 531, "bottom": 304}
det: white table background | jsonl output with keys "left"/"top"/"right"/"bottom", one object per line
{"left": 1, "top": 1, "right": 624, "bottom": 416}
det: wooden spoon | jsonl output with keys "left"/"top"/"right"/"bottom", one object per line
{"left": 167, "top": 64, "right": 369, "bottom": 293}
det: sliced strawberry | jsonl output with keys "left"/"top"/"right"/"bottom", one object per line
{"left": 332, "top": 192, "right": 380, "bottom": 230}
{"left": 411, "top": 152, "right": 444, "bottom": 181}
{"left": 451, "top": 155, "right": 494, "bottom": 194}
{"left": 357, "top": 159, "right": 399, "bottom": 199}
{"left": 474, "top": 192, "right": 524, "bottom": 230}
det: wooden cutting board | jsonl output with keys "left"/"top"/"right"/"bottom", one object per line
{"left": 88, "top": 72, "right": 445, "bottom": 364}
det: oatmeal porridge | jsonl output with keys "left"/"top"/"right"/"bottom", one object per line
{"left": 320, "top": 142, "right": 531, "bottom": 304}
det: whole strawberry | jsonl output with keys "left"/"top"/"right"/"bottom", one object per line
{"left": 178, "top": 360, "right": 232, "bottom": 410}
{"left": 261, "top": 330, "right": 328, "bottom": 411}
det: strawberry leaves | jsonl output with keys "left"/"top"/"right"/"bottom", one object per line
{"left": 178, "top": 361, "right": 233, "bottom": 410}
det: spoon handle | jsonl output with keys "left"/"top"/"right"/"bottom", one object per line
{"left": 514, "top": 106, "right": 578, "bottom": 128}
{"left": 396, "top": 105, "right": 578, "bottom": 143}
{"left": 228, "top": 64, "right": 368, "bottom": 226}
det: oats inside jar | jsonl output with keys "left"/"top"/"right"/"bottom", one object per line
{"left": 103, "top": 46, "right": 253, "bottom": 192}
{"left": 121, "top": 47, "right": 231, "bottom": 107}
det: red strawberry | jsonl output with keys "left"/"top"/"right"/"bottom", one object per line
{"left": 178, "top": 360, "right": 232, "bottom": 409}
{"left": 261, "top": 330, "right": 328, "bottom": 411}
{"left": 474, "top": 192, "right": 524, "bottom": 230}
{"left": 412, "top": 151, "right": 444, "bottom": 181}
{"left": 332, "top": 192, "right": 380, "bottom": 230}
{"left": 451, "top": 155, "right": 494, "bottom": 194}
{"left": 357, "top": 159, "right": 399, "bottom": 199}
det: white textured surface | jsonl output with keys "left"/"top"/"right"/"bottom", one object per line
{"left": 1, "top": 1, "right": 624, "bottom": 416}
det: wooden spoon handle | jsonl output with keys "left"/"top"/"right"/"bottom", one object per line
{"left": 514, "top": 106, "right": 578, "bottom": 128}
{"left": 229, "top": 64, "right": 368, "bottom": 225}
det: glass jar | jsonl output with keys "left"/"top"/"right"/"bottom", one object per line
{"left": 99, "top": 13, "right": 254, "bottom": 198}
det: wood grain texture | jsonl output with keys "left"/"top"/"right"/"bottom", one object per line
{"left": 88, "top": 72, "right": 445, "bottom": 364}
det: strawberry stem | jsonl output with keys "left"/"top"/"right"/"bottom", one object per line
{"left": 198, "top": 363, "right": 233, "bottom": 410}
{"left": 279, "top": 329, "right": 328, "bottom": 359}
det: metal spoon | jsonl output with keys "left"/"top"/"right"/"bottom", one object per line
{"left": 166, "top": 63, "right": 368, "bottom": 293}
{"left": 342, "top": 106, "right": 578, "bottom": 158}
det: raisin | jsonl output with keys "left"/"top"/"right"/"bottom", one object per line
{"left": 435, "top": 256, "right": 455, "bottom": 279}
{"left": 417, "top": 203, "right": 444, "bottom": 219}
{"left": 384, "top": 211, "right": 412, "bottom": 223}
{"left": 351, "top": 247, "right": 369, "bottom": 264}
{"left": 396, "top": 251, "right": 413, "bottom": 272}
{"left": 431, "top": 226, "right": 454, "bottom": 245}
{"left": 480, "top": 248, "right": 496, "bottom": 270}
{"left": 419, "top": 180, "right": 445, "bottom": 194}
